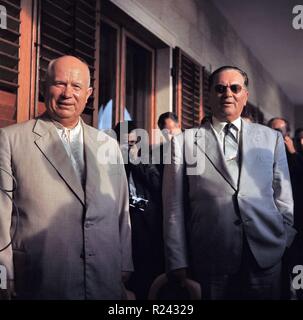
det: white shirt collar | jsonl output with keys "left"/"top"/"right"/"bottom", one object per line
{"left": 52, "top": 119, "right": 82, "bottom": 135}
{"left": 212, "top": 116, "right": 242, "bottom": 135}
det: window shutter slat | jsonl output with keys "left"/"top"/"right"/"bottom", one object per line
{"left": 0, "top": 0, "right": 20, "bottom": 127}
{"left": 202, "top": 67, "right": 211, "bottom": 118}
{"left": 39, "top": 0, "right": 97, "bottom": 118}
{"left": 173, "top": 47, "right": 203, "bottom": 129}
{"left": 0, "top": 0, "right": 20, "bottom": 93}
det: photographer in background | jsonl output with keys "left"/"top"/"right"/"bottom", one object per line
{"left": 114, "top": 121, "right": 164, "bottom": 300}
{"left": 268, "top": 117, "right": 303, "bottom": 299}
{"left": 268, "top": 118, "right": 296, "bottom": 155}
{"left": 295, "top": 128, "right": 303, "bottom": 156}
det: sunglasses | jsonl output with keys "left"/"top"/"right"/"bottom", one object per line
{"left": 214, "top": 84, "right": 244, "bottom": 94}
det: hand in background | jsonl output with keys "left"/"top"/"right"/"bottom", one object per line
{"left": 284, "top": 136, "right": 296, "bottom": 154}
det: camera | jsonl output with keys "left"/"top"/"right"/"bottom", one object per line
{"left": 129, "top": 194, "right": 149, "bottom": 212}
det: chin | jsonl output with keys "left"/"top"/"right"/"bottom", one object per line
{"left": 55, "top": 110, "right": 74, "bottom": 118}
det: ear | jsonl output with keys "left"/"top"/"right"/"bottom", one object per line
{"left": 244, "top": 89, "right": 249, "bottom": 105}
{"left": 86, "top": 87, "right": 93, "bottom": 101}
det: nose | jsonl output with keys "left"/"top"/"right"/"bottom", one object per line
{"left": 62, "top": 84, "right": 73, "bottom": 98}
{"left": 222, "top": 86, "right": 233, "bottom": 97}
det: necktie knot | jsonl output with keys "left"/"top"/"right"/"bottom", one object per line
{"left": 224, "top": 123, "right": 233, "bottom": 132}
{"left": 224, "top": 123, "right": 238, "bottom": 143}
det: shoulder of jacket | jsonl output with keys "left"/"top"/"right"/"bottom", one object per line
{"left": 83, "top": 124, "right": 120, "bottom": 147}
{"left": 0, "top": 119, "right": 36, "bottom": 135}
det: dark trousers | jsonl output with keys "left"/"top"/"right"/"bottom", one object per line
{"left": 200, "top": 238, "right": 282, "bottom": 300}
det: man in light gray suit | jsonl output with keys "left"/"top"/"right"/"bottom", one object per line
{"left": 0, "top": 55, "right": 133, "bottom": 299}
{"left": 163, "top": 66, "right": 296, "bottom": 299}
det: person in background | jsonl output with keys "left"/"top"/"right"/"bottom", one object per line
{"left": 241, "top": 105, "right": 254, "bottom": 123}
{"left": 154, "top": 112, "right": 182, "bottom": 178}
{"left": 114, "top": 121, "right": 164, "bottom": 300}
{"left": 157, "top": 112, "right": 182, "bottom": 142}
{"left": 267, "top": 118, "right": 303, "bottom": 234}
{"left": 294, "top": 128, "right": 303, "bottom": 155}
{"left": 268, "top": 118, "right": 303, "bottom": 299}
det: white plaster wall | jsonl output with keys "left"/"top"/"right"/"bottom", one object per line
{"left": 155, "top": 47, "right": 173, "bottom": 120}
{"left": 110, "top": 0, "right": 295, "bottom": 125}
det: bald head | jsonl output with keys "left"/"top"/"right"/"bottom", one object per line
{"left": 45, "top": 55, "right": 93, "bottom": 128}
{"left": 46, "top": 55, "right": 91, "bottom": 87}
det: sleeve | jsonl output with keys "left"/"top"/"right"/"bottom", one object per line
{"left": 273, "top": 131, "right": 297, "bottom": 247}
{"left": 162, "top": 134, "right": 188, "bottom": 272}
{"left": 0, "top": 129, "right": 14, "bottom": 280}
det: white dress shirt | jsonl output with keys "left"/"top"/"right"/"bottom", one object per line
{"left": 211, "top": 116, "right": 242, "bottom": 153}
{"left": 53, "top": 120, "right": 85, "bottom": 186}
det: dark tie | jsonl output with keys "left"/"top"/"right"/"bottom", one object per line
{"left": 223, "top": 123, "right": 238, "bottom": 160}
{"left": 223, "top": 123, "right": 239, "bottom": 186}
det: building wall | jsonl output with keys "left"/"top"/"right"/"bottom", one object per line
{"left": 111, "top": 0, "right": 295, "bottom": 125}
{"left": 295, "top": 106, "right": 303, "bottom": 132}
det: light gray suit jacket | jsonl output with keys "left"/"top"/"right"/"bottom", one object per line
{"left": 0, "top": 115, "right": 133, "bottom": 299}
{"left": 163, "top": 119, "right": 296, "bottom": 278}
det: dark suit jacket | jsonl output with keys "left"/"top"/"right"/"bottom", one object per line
{"left": 126, "top": 163, "right": 164, "bottom": 299}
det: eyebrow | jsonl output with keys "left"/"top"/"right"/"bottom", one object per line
{"left": 72, "top": 82, "right": 83, "bottom": 87}
{"left": 53, "top": 80, "right": 66, "bottom": 83}
{"left": 52, "top": 80, "right": 83, "bottom": 86}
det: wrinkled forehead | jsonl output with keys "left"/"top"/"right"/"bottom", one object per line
{"left": 48, "top": 58, "right": 90, "bottom": 85}
{"left": 54, "top": 67, "right": 81, "bottom": 80}
{"left": 213, "top": 69, "right": 246, "bottom": 85}
{"left": 54, "top": 64, "right": 87, "bottom": 79}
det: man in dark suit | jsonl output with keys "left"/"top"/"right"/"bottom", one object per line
{"left": 163, "top": 66, "right": 296, "bottom": 299}
{"left": 115, "top": 121, "right": 164, "bottom": 299}
{"left": 153, "top": 112, "right": 182, "bottom": 179}
{"left": 268, "top": 118, "right": 303, "bottom": 299}
{"left": 268, "top": 118, "right": 303, "bottom": 235}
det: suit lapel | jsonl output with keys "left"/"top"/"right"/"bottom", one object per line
{"left": 195, "top": 121, "right": 237, "bottom": 191}
{"left": 83, "top": 124, "right": 98, "bottom": 203}
{"left": 33, "top": 117, "right": 85, "bottom": 206}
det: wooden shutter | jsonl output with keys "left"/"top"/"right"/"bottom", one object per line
{"left": 173, "top": 47, "right": 203, "bottom": 129}
{"left": 202, "top": 67, "right": 211, "bottom": 118}
{"left": 38, "top": 0, "right": 97, "bottom": 125}
{"left": 0, "top": 0, "right": 21, "bottom": 127}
